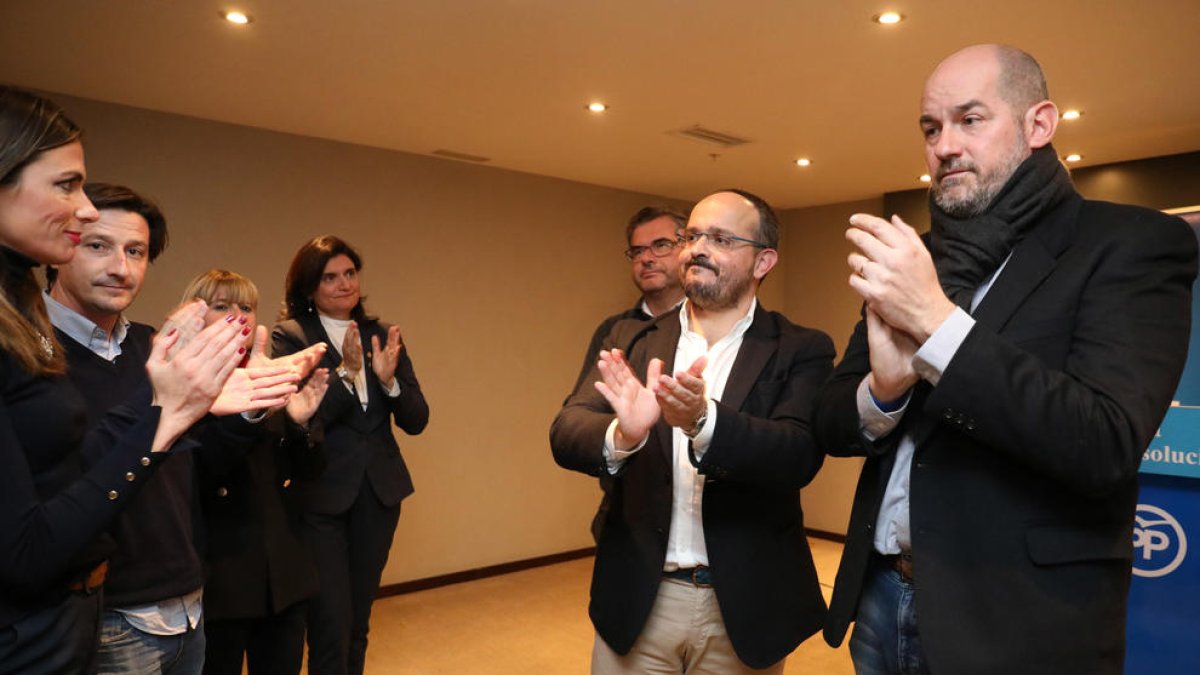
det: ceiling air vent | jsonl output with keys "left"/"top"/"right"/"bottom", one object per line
{"left": 670, "top": 125, "right": 751, "bottom": 148}
{"left": 431, "top": 149, "right": 491, "bottom": 163}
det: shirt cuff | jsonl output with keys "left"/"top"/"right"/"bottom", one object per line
{"left": 240, "top": 409, "right": 270, "bottom": 424}
{"left": 857, "top": 378, "right": 908, "bottom": 441}
{"left": 913, "top": 307, "right": 975, "bottom": 386}
{"left": 384, "top": 378, "right": 401, "bottom": 397}
{"left": 603, "top": 418, "right": 648, "bottom": 474}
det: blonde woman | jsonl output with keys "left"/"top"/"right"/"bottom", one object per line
{"left": 182, "top": 269, "right": 330, "bottom": 675}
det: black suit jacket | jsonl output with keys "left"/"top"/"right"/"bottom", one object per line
{"left": 816, "top": 195, "right": 1198, "bottom": 674}
{"left": 569, "top": 303, "right": 652, "bottom": 396}
{"left": 551, "top": 304, "right": 835, "bottom": 668}
{"left": 196, "top": 413, "right": 324, "bottom": 620}
{"left": 272, "top": 315, "right": 429, "bottom": 515}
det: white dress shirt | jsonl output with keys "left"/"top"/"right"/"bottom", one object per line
{"left": 603, "top": 298, "right": 757, "bottom": 570}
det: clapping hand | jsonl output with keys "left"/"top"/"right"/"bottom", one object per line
{"left": 340, "top": 322, "right": 363, "bottom": 379}
{"left": 654, "top": 356, "right": 708, "bottom": 431}
{"left": 148, "top": 302, "right": 295, "bottom": 451}
{"left": 594, "top": 349, "right": 663, "bottom": 450}
{"left": 370, "top": 325, "right": 403, "bottom": 390}
{"left": 287, "top": 368, "right": 330, "bottom": 427}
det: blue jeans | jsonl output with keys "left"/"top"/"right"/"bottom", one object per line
{"left": 849, "top": 556, "right": 930, "bottom": 675}
{"left": 95, "top": 610, "right": 205, "bottom": 675}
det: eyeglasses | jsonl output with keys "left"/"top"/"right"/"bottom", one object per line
{"left": 624, "top": 238, "right": 679, "bottom": 260}
{"left": 676, "top": 228, "right": 770, "bottom": 251}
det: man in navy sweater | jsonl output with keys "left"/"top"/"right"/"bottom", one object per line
{"left": 45, "top": 182, "right": 232, "bottom": 674}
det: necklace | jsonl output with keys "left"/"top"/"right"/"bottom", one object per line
{"left": 35, "top": 330, "right": 53, "bottom": 359}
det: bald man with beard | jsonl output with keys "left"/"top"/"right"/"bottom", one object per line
{"left": 816, "top": 44, "right": 1197, "bottom": 674}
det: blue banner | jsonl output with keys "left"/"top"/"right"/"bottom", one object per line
{"left": 1140, "top": 210, "right": 1200, "bottom": 478}
{"left": 1127, "top": 209, "right": 1200, "bottom": 674}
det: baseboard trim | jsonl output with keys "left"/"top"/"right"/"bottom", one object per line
{"left": 376, "top": 546, "right": 596, "bottom": 598}
{"left": 805, "top": 528, "right": 847, "bottom": 544}
{"left": 376, "top": 527, "right": 846, "bottom": 598}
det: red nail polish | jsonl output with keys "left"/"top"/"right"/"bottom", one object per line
{"left": 225, "top": 315, "right": 235, "bottom": 323}
{"left": 238, "top": 316, "right": 248, "bottom": 325}
{"left": 242, "top": 327, "right": 251, "bottom": 336}
{"left": 238, "top": 346, "right": 246, "bottom": 354}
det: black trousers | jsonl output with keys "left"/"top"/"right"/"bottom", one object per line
{"left": 202, "top": 600, "right": 307, "bottom": 675}
{"left": 0, "top": 591, "right": 102, "bottom": 675}
{"left": 304, "top": 487, "right": 401, "bottom": 675}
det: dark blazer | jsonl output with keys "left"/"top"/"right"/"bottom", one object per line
{"left": 551, "top": 304, "right": 835, "bottom": 669}
{"left": 272, "top": 315, "right": 428, "bottom": 515}
{"left": 815, "top": 195, "right": 1198, "bottom": 674}
{"left": 196, "top": 413, "right": 324, "bottom": 620}
{"left": 569, "top": 303, "right": 652, "bottom": 396}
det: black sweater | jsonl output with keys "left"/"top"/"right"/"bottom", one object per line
{"left": 0, "top": 248, "right": 167, "bottom": 629}
{"left": 60, "top": 323, "right": 252, "bottom": 608}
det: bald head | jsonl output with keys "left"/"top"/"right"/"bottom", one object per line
{"left": 920, "top": 45, "right": 1059, "bottom": 218}
{"left": 932, "top": 44, "right": 1049, "bottom": 116}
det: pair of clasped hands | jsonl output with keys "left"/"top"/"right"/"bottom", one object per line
{"left": 145, "top": 300, "right": 328, "bottom": 454}
{"left": 845, "top": 213, "right": 957, "bottom": 404}
{"left": 594, "top": 350, "right": 708, "bottom": 452}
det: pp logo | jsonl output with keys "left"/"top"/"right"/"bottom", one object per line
{"left": 1132, "top": 504, "right": 1187, "bottom": 578}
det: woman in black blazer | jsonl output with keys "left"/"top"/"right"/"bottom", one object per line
{"left": 271, "top": 236, "right": 428, "bottom": 675}
{"left": 182, "top": 269, "right": 331, "bottom": 675}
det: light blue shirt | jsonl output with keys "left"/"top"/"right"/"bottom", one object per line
{"left": 861, "top": 258, "right": 1009, "bottom": 554}
{"left": 43, "top": 291, "right": 129, "bottom": 360}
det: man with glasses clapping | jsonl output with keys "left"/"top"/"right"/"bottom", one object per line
{"left": 553, "top": 190, "right": 834, "bottom": 673}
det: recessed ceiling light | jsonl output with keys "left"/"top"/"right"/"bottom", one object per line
{"left": 222, "top": 10, "right": 252, "bottom": 25}
{"left": 919, "top": 174, "right": 932, "bottom": 183}
{"left": 795, "top": 158, "right": 811, "bottom": 167}
{"left": 1065, "top": 154, "right": 1083, "bottom": 163}
{"left": 1061, "top": 109, "right": 1083, "bottom": 121}
{"left": 587, "top": 102, "right": 608, "bottom": 113}
{"left": 874, "top": 11, "right": 904, "bottom": 24}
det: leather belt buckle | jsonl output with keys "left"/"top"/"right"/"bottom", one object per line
{"left": 664, "top": 565, "right": 714, "bottom": 587}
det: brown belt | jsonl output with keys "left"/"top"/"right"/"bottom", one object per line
{"left": 67, "top": 561, "right": 108, "bottom": 593}
{"left": 879, "top": 553, "right": 914, "bottom": 583}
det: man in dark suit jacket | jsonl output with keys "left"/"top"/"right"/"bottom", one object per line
{"left": 569, "top": 206, "right": 689, "bottom": 395}
{"left": 816, "top": 44, "right": 1198, "bottom": 674}
{"left": 552, "top": 189, "right": 834, "bottom": 673}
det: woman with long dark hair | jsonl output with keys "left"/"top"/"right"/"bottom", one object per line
{"left": 0, "top": 87, "right": 293, "bottom": 674}
{"left": 272, "top": 235, "right": 428, "bottom": 675}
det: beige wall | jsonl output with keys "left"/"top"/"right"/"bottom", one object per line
{"left": 52, "top": 92, "right": 875, "bottom": 585}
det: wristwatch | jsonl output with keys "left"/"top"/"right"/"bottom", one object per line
{"left": 683, "top": 411, "right": 708, "bottom": 439}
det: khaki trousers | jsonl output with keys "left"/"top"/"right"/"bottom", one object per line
{"left": 590, "top": 577, "right": 786, "bottom": 675}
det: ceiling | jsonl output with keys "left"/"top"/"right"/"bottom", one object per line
{"left": 3, "top": 1, "right": 1198, "bottom": 209}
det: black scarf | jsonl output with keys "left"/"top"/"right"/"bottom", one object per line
{"left": 929, "top": 144, "right": 1075, "bottom": 308}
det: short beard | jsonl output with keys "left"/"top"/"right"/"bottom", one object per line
{"left": 685, "top": 265, "right": 752, "bottom": 311}
{"left": 933, "top": 136, "right": 1028, "bottom": 218}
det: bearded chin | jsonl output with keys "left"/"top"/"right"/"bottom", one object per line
{"left": 685, "top": 273, "right": 751, "bottom": 311}
{"left": 933, "top": 183, "right": 996, "bottom": 218}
